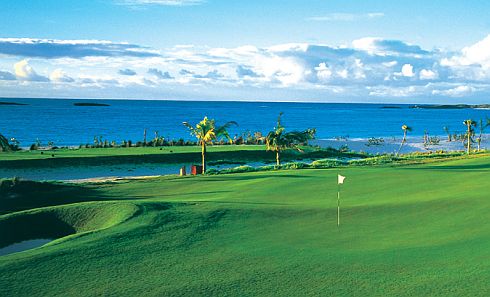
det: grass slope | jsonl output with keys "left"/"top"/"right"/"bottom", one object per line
{"left": 0, "top": 146, "right": 265, "bottom": 161}
{"left": 0, "top": 155, "right": 489, "bottom": 296}
{"left": 0, "top": 145, "right": 363, "bottom": 169}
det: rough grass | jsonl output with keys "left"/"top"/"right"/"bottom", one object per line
{"left": 0, "top": 155, "right": 489, "bottom": 296}
{"left": 0, "top": 145, "right": 364, "bottom": 168}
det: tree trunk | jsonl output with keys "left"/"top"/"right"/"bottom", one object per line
{"left": 467, "top": 126, "right": 471, "bottom": 154}
{"left": 396, "top": 131, "right": 407, "bottom": 156}
{"left": 201, "top": 143, "right": 207, "bottom": 173}
{"left": 276, "top": 150, "right": 280, "bottom": 166}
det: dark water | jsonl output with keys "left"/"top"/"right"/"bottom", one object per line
{"left": 0, "top": 239, "right": 54, "bottom": 256}
{"left": 1, "top": 98, "right": 489, "bottom": 147}
{"left": 0, "top": 162, "right": 267, "bottom": 181}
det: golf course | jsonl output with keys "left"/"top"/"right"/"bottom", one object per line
{"left": 1, "top": 152, "right": 489, "bottom": 296}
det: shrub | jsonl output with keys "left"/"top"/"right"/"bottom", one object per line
{"left": 349, "top": 155, "right": 395, "bottom": 166}
{"left": 310, "top": 159, "right": 345, "bottom": 168}
{"left": 281, "top": 162, "right": 309, "bottom": 170}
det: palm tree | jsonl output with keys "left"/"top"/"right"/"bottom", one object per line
{"left": 463, "top": 119, "right": 477, "bottom": 154}
{"left": 265, "top": 112, "right": 316, "bottom": 166}
{"left": 475, "top": 118, "right": 489, "bottom": 152}
{"left": 183, "top": 117, "right": 237, "bottom": 173}
{"left": 0, "top": 133, "right": 11, "bottom": 152}
{"left": 396, "top": 124, "right": 412, "bottom": 156}
{"left": 443, "top": 126, "right": 451, "bottom": 142}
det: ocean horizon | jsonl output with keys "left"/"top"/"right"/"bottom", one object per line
{"left": 1, "top": 97, "right": 489, "bottom": 147}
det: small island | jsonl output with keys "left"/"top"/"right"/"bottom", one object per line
{"left": 0, "top": 101, "right": 28, "bottom": 106}
{"left": 410, "top": 104, "right": 490, "bottom": 109}
{"left": 381, "top": 106, "right": 402, "bottom": 109}
{"left": 73, "top": 102, "right": 110, "bottom": 107}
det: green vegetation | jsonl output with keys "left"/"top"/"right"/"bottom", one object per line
{"left": 476, "top": 118, "right": 490, "bottom": 151}
{"left": 265, "top": 113, "right": 316, "bottom": 165}
{"left": 0, "top": 144, "right": 363, "bottom": 170}
{"left": 0, "top": 133, "right": 10, "bottom": 152}
{"left": 1, "top": 154, "right": 490, "bottom": 296}
{"left": 183, "top": 117, "right": 238, "bottom": 173}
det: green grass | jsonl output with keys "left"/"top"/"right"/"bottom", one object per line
{"left": 1, "top": 154, "right": 489, "bottom": 296}
{"left": 0, "top": 145, "right": 364, "bottom": 168}
{"left": 0, "top": 145, "right": 266, "bottom": 161}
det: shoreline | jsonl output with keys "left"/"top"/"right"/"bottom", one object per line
{"left": 311, "top": 134, "right": 489, "bottom": 155}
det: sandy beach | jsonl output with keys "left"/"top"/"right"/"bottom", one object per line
{"left": 311, "top": 135, "right": 490, "bottom": 155}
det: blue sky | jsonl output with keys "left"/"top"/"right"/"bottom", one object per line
{"left": 1, "top": 0, "right": 490, "bottom": 103}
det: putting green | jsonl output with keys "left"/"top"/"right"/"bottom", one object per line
{"left": 0, "top": 154, "right": 489, "bottom": 296}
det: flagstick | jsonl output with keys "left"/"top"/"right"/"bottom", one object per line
{"left": 337, "top": 183, "right": 340, "bottom": 227}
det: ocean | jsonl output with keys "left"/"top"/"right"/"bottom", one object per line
{"left": 1, "top": 98, "right": 489, "bottom": 147}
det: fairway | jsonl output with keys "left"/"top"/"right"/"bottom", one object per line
{"left": 1, "top": 155, "right": 490, "bottom": 296}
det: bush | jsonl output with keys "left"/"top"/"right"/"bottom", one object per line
{"left": 310, "top": 159, "right": 345, "bottom": 168}
{"left": 281, "top": 162, "right": 309, "bottom": 170}
{"left": 349, "top": 155, "right": 395, "bottom": 166}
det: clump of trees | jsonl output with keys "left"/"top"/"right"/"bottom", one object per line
{"left": 365, "top": 137, "right": 384, "bottom": 147}
{"left": 462, "top": 118, "right": 490, "bottom": 154}
{"left": 75, "top": 127, "right": 267, "bottom": 150}
{"left": 265, "top": 112, "right": 316, "bottom": 166}
{"left": 476, "top": 118, "right": 490, "bottom": 152}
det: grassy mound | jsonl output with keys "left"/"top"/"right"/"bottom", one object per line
{"left": 0, "top": 178, "right": 103, "bottom": 215}
{"left": 0, "top": 202, "right": 139, "bottom": 249}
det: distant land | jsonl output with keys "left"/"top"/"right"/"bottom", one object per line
{"left": 381, "top": 106, "right": 402, "bottom": 109}
{"left": 410, "top": 104, "right": 490, "bottom": 109}
{"left": 0, "top": 101, "right": 28, "bottom": 106}
{"left": 73, "top": 103, "right": 110, "bottom": 107}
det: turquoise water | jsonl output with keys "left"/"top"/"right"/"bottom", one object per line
{"left": 1, "top": 98, "right": 489, "bottom": 147}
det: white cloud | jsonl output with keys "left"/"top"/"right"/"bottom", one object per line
{"left": 382, "top": 61, "right": 398, "bottom": 67}
{"left": 5, "top": 35, "right": 490, "bottom": 101}
{"left": 337, "top": 69, "right": 349, "bottom": 79}
{"left": 315, "top": 63, "right": 332, "bottom": 81}
{"left": 50, "top": 69, "right": 74, "bottom": 83}
{"left": 400, "top": 64, "right": 414, "bottom": 77}
{"left": 0, "top": 38, "right": 160, "bottom": 59}
{"left": 14, "top": 59, "right": 49, "bottom": 82}
{"left": 148, "top": 68, "right": 174, "bottom": 79}
{"left": 352, "top": 37, "right": 428, "bottom": 57}
{"left": 118, "top": 68, "right": 137, "bottom": 76}
{"left": 432, "top": 85, "right": 475, "bottom": 97}
{"left": 419, "top": 69, "right": 438, "bottom": 80}
{"left": 367, "top": 85, "right": 430, "bottom": 97}
{"left": 117, "top": 0, "right": 204, "bottom": 6}
{"left": 445, "top": 34, "right": 490, "bottom": 67}
{"left": 307, "top": 12, "right": 384, "bottom": 22}
{"left": 0, "top": 70, "right": 16, "bottom": 81}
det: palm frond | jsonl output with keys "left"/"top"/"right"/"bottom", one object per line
{"left": 215, "top": 121, "right": 238, "bottom": 143}
{"left": 182, "top": 122, "right": 196, "bottom": 135}
{"left": 0, "top": 133, "right": 11, "bottom": 151}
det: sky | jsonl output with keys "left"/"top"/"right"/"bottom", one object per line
{"left": 1, "top": 0, "right": 490, "bottom": 103}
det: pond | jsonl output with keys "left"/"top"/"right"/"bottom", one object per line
{"left": 0, "top": 162, "right": 268, "bottom": 181}
{"left": 0, "top": 239, "right": 54, "bottom": 256}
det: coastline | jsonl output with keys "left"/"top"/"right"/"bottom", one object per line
{"left": 311, "top": 135, "right": 489, "bottom": 154}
